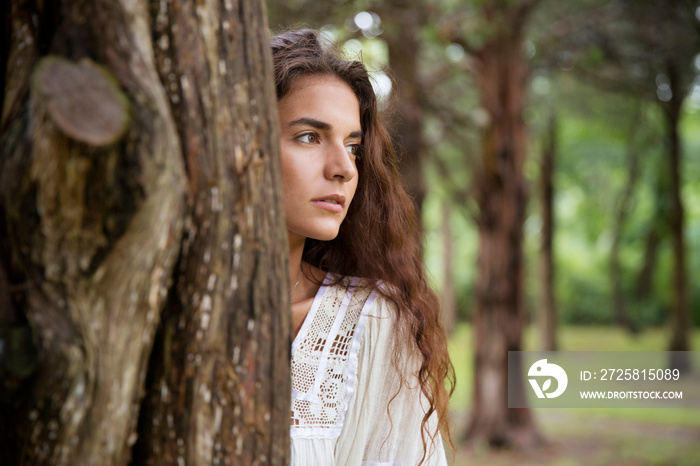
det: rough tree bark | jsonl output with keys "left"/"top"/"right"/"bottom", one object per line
{"left": 463, "top": 0, "right": 542, "bottom": 448}
{"left": 538, "top": 112, "right": 557, "bottom": 351}
{"left": 0, "top": 0, "right": 289, "bottom": 465}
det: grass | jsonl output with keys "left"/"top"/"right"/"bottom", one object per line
{"left": 448, "top": 323, "right": 700, "bottom": 465}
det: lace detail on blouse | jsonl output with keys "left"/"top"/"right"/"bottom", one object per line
{"left": 290, "top": 275, "right": 377, "bottom": 438}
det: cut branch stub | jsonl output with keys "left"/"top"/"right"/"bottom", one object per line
{"left": 33, "top": 57, "right": 130, "bottom": 147}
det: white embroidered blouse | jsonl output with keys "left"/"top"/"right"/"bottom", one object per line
{"left": 290, "top": 273, "right": 447, "bottom": 466}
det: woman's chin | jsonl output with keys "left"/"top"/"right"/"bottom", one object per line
{"left": 305, "top": 227, "right": 342, "bottom": 242}
{"left": 310, "top": 231, "right": 340, "bottom": 242}
{"left": 288, "top": 222, "right": 342, "bottom": 243}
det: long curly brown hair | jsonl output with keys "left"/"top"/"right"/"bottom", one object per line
{"left": 271, "top": 29, "right": 455, "bottom": 461}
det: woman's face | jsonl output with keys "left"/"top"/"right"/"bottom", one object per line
{"left": 278, "top": 74, "right": 361, "bottom": 246}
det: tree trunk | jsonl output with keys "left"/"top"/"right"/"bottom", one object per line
{"left": 634, "top": 154, "right": 669, "bottom": 300}
{"left": 610, "top": 122, "right": 641, "bottom": 334}
{"left": 664, "top": 60, "right": 691, "bottom": 372}
{"left": 634, "top": 221, "right": 660, "bottom": 299}
{"left": 383, "top": 0, "right": 427, "bottom": 215}
{"left": 538, "top": 112, "right": 557, "bottom": 351}
{"left": 0, "top": 0, "right": 289, "bottom": 465}
{"left": 465, "top": 0, "right": 541, "bottom": 449}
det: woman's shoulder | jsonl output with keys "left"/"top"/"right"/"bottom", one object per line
{"left": 325, "top": 275, "right": 398, "bottom": 316}
{"left": 313, "top": 272, "right": 410, "bottom": 347}
{"left": 319, "top": 273, "right": 378, "bottom": 307}
{"left": 347, "top": 282, "right": 416, "bottom": 362}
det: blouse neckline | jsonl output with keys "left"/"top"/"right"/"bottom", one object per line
{"left": 291, "top": 271, "right": 332, "bottom": 354}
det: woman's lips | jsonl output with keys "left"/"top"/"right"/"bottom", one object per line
{"left": 311, "top": 194, "right": 345, "bottom": 213}
{"left": 311, "top": 199, "right": 343, "bottom": 213}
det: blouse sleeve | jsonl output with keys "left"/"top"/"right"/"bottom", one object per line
{"left": 335, "top": 295, "right": 448, "bottom": 466}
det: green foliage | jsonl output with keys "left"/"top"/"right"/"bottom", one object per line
{"left": 680, "top": 108, "right": 700, "bottom": 326}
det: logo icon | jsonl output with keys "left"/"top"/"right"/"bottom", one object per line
{"left": 528, "top": 359, "right": 568, "bottom": 398}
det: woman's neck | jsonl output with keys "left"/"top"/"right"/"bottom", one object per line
{"left": 287, "top": 235, "right": 325, "bottom": 339}
{"left": 288, "top": 234, "right": 305, "bottom": 292}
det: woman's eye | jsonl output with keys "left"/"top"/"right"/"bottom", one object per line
{"left": 346, "top": 144, "right": 361, "bottom": 156}
{"left": 297, "top": 133, "right": 319, "bottom": 144}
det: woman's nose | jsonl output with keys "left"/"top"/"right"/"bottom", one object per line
{"left": 324, "top": 141, "right": 356, "bottom": 182}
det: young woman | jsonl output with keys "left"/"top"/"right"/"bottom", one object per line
{"left": 272, "top": 29, "right": 454, "bottom": 465}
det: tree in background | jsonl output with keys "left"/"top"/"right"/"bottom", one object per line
{"left": 0, "top": 0, "right": 289, "bottom": 464}
{"left": 379, "top": 0, "right": 429, "bottom": 215}
{"left": 608, "top": 111, "right": 644, "bottom": 335}
{"left": 538, "top": 112, "right": 558, "bottom": 350}
{"left": 445, "top": 0, "right": 543, "bottom": 448}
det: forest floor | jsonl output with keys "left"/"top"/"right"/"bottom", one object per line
{"left": 450, "top": 408, "right": 700, "bottom": 466}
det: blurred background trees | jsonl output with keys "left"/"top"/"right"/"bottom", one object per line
{"left": 267, "top": 0, "right": 700, "bottom": 459}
